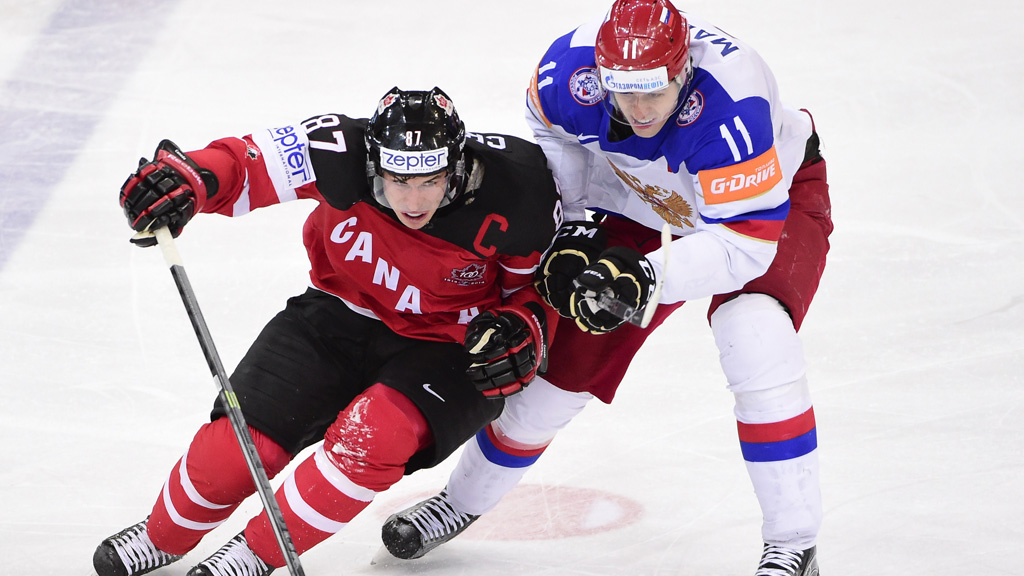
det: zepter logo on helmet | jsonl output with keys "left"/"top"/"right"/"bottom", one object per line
{"left": 365, "top": 87, "right": 467, "bottom": 208}
{"left": 378, "top": 145, "right": 449, "bottom": 175}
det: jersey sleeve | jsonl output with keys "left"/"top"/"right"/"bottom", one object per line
{"left": 495, "top": 243, "right": 561, "bottom": 347}
{"left": 687, "top": 95, "right": 789, "bottom": 237}
{"left": 525, "top": 103, "right": 594, "bottom": 223}
{"left": 187, "top": 121, "right": 319, "bottom": 217}
{"left": 525, "top": 24, "right": 604, "bottom": 222}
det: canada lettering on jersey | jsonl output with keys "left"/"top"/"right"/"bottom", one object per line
{"left": 201, "top": 114, "right": 560, "bottom": 343}
{"left": 329, "top": 216, "right": 423, "bottom": 314}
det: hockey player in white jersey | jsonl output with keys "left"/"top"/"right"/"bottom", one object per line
{"left": 382, "top": 1, "right": 830, "bottom": 574}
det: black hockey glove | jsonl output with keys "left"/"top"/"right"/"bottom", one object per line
{"left": 535, "top": 221, "right": 607, "bottom": 317}
{"left": 464, "top": 302, "right": 547, "bottom": 399}
{"left": 119, "top": 139, "right": 218, "bottom": 247}
{"left": 570, "top": 246, "right": 656, "bottom": 334}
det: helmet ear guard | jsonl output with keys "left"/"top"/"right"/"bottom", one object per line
{"left": 365, "top": 86, "right": 467, "bottom": 208}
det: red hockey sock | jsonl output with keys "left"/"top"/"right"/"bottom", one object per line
{"left": 246, "top": 384, "right": 431, "bottom": 566}
{"left": 147, "top": 418, "right": 291, "bottom": 555}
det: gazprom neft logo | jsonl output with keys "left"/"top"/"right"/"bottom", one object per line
{"left": 379, "top": 146, "right": 448, "bottom": 174}
{"left": 599, "top": 66, "right": 669, "bottom": 93}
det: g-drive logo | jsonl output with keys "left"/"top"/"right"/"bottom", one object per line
{"left": 379, "top": 146, "right": 448, "bottom": 174}
{"left": 269, "top": 125, "right": 312, "bottom": 187}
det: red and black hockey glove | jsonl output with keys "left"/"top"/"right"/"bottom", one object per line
{"left": 535, "top": 220, "right": 607, "bottom": 317}
{"left": 119, "top": 139, "right": 218, "bottom": 247}
{"left": 570, "top": 246, "right": 656, "bottom": 334}
{"left": 464, "top": 302, "right": 548, "bottom": 399}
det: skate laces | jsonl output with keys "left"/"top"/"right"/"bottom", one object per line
{"left": 404, "top": 492, "right": 476, "bottom": 542}
{"left": 193, "top": 534, "right": 270, "bottom": 576}
{"left": 108, "top": 521, "right": 181, "bottom": 574}
{"left": 755, "top": 544, "right": 806, "bottom": 576}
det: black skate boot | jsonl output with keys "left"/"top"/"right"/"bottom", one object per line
{"left": 755, "top": 543, "right": 819, "bottom": 576}
{"left": 187, "top": 533, "right": 273, "bottom": 576}
{"left": 381, "top": 490, "right": 479, "bottom": 559}
{"left": 93, "top": 518, "right": 184, "bottom": 576}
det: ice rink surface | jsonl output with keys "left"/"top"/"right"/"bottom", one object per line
{"left": 1, "top": 1, "right": 1022, "bottom": 574}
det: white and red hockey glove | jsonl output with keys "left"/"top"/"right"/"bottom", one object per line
{"left": 464, "top": 302, "right": 548, "bottom": 398}
{"left": 119, "top": 140, "right": 218, "bottom": 247}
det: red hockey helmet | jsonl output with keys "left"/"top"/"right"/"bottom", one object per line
{"left": 595, "top": 0, "right": 690, "bottom": 93}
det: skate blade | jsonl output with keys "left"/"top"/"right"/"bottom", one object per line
{"left": 369, "top": 545, "right": 444, "bottom": 572}
{"left": 370, "top": 544, "right": 401, "bottom": 567}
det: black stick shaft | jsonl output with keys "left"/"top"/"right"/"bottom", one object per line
{"left": 155, "top": 228, "right": 305, "bottom": 576}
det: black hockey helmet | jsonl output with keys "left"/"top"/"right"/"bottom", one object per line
{"left": 365, "top": 86, "right": 467, "bottom": 208}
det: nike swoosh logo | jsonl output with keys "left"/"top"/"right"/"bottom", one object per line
{"left": 422, "top": 383, "right": 445, "bottom": 402}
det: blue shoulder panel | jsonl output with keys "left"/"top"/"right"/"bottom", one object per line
{"left": 662, "top": 69, "right": 776, "bottom": 174}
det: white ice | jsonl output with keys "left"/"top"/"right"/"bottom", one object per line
{"left": 1, "top": 1, "right": 1022, "bottom": 574}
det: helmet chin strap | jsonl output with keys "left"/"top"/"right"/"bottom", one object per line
{"left": 442, "top": 155, "right": 467, "bottom": 206}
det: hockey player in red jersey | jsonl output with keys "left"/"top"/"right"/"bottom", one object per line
{"left": 92, "top": 87, "right": 562, "bottom": 576}
{"left": 381, "top": 2, "right": 830, "bottom": 575}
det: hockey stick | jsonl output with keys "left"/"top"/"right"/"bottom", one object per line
{"left": 140, "top": 226, "right": 305, "bottom": 576}
{"left": 596, "top": 222, "right": 672, "bottom": 329}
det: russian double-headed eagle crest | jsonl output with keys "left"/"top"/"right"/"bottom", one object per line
{"left": 608, "top": 160, "right": 693, "bottom": 228}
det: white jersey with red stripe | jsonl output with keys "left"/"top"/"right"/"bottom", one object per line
{"left": 526, "top": 11, "right": 813, "bottom": 304}
{"left": 187, "top": 115, "right": 561, "bottom": 344}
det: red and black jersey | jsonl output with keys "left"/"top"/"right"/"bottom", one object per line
{"left": 186, "top": 114, "right": 562, "bottom": 344}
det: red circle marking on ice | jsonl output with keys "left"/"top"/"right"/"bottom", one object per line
{"left": 383, "top": 484, "right": 644, "bottom": 540}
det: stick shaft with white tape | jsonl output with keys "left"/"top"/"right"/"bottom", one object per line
{"left": 148, "top": 227, "right": 305, "bottom": 576}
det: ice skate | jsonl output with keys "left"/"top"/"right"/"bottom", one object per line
{"left": 93, "top": 518, "right": 184, "bottom": 576}
{"left": 187, "top": 533, "right": 273, "bottom": 576}
{"left": 381, "top": 490, "right": 479, "bottom": 559}
{"left": 755, "top": 543, "right": 819, "bottom": 576}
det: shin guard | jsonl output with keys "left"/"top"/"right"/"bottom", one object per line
{"left": 245, "top": 384, "right": 430, "bottom": 566}
{"left": 446, "top": 378, "right": 592, "bottom": 516}
{"left": 146, "top": 418, "right": 291, "bottom": 555}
